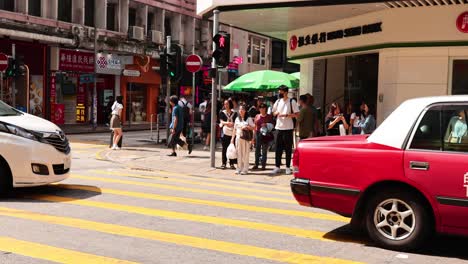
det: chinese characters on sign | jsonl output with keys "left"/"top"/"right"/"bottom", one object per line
{"left": 464, "top": 173, "right": 468, "bottom": 197}
{"left": 59, "top": 49, "right": 95, "bottom": 73}
{"left": 291, "top": 22, "right": 383, "bottom": 50}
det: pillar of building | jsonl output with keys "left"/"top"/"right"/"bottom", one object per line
{"left": 300, "top": 59, "right": 314, "bottom": 96}
{"left": 171, "top": 13, "right": 183, "bottom": 45}
{"left": 95, "top": 0, "right": 107, "bottom": 29}
{"left": 72, "top": 0, "right": 85, "bottom": 25}
{"left": 42, "top": 0, "right": 58, "bottom": 20}
{"left": 155, "top": 8, "right": 165, "bottom": 34}
{"left": 16, "top": 0, "right": 27, "bottom": 14}
{"left": 119, "top": 0, "right": 129, "bottom": 34}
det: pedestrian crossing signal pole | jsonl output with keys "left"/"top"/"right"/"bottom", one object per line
{"left": 166, "top": 36, "right": 172, "bottom": 143}
{"left": 210, "top": 10, "right": 219, "bottom": 168}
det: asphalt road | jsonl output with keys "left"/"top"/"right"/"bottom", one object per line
{"left": 0, "top": 131, "right": 467, "bottom": 264}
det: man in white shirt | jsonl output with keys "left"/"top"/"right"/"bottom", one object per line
{"left": 271, "top": 85, "right": 300, "bottom": 175}
{"left": 199, "top": 98, "right": 208, "bottom": 122}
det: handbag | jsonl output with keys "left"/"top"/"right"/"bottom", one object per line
{"left": 240, "top": 129, "right": 254, "bottom": 141}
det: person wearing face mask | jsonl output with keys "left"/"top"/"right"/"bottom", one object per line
{"left": 271, "top": 85, "right": 300, "bottom": 175}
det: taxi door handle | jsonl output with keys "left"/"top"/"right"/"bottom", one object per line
{"left": 410, "top": 161, "right": 430, "bottom": 171}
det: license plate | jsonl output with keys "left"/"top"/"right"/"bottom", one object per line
{"left": 64, "top": 157, "right": 71, "bottom": 170}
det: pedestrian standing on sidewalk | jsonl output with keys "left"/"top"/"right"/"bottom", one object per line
{"left": 231, "top": 104, "right": 255, "bottom": 175}
{"left": 158, "top": 97, "right": 166, "bottom": 126}
{"left": 168, "top": 95, "right": 186, "bottom": 157}
{"left": 271, "top": 85, "right": 300, "bottom": 175}
{"left": 110, "top": 96, "right": 124, "bottom": 150}
{"left": 219, "top": 99, "right": 238, "bottom": 169}
{"left": 253, "top": 103, "right": 273, "bottom": 171}
{"left": 297, "top": 95, "right": 314, "bottom": 140}
{"left": 202, "top": 101, "right": 212, "bottom": 150}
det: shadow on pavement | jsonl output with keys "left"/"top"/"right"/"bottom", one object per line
{"left": 3, "top": 184, "right": 102, "bottom": 202}
{"left": 325, "top": 224, "right": 468, "bottom": 260}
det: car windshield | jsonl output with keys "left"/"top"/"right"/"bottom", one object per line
{"left": 0, "top": 101, "right": 22, "bottom": 116}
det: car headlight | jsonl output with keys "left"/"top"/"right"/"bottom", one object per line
{"left": 0, "top": 122, "right": 41, "bottom": 141}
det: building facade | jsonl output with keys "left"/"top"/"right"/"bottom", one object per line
{"left": 0, "top": 0, "right": 275, "bottom": 126}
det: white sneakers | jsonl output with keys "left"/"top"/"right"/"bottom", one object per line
{"left": 271, "top": 167, "right": 281, "bottom": 174}
{"left": 270, "top": 167, "right": 292, "bottom": 175}
{"left": 111, "top": 145, "right": 121, "bottom": 150}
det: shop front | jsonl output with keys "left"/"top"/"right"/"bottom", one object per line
{"left": 289, "top": 5, "right": 468, "bottom": 124}
{"left": 120, "top": 56, "right": 161, "bottom": 124}
{"left": 0, "top": 39, "right": 47, "bottom": 116}
{"left": 50, "top": 48, "right": 118, "bottom": 125}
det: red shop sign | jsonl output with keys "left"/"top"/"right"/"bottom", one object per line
{"left": 59, "top": 49, "right": 95, "bottom": 73}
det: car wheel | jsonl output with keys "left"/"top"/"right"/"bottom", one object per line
{"left": 0, "top": 164, "right": 12, "bottom": 195}
{"left": 365, "top": 189, "right": 432, "bottom": 251}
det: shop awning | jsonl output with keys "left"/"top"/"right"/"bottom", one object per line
{"left": 198, "top": 0, "right": 393, "bottom": 40}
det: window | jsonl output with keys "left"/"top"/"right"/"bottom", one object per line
{"left": 147, "top": 12, "right": 154, "bottom": 32}
{"left": 248, "top": 36, "right": 266, "bottom": 65}
{"left": 84, "top": 0, "right": 95, "bottom": 27}
{"left": 129, "top": 8, "right": 136, "bottom": 28}
{"left": 409, "top": 106, "right": 442, "bottom": 151}
{"left": 28, "top": 0, "right": 41, "bottom": 17}
{"left": 442, "top": 105, "right": 468, "bottom": 153}
{"left": 106, "top": 3, "right": 117, "bottom": 31}
{"left": 58, "top": 0, "right": 72, "bottom": 22}
{"left": 0, "top": 0, "right": 14, "bottom": 11}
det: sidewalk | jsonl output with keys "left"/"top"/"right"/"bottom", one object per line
{"left": 101, "top": 145, "right": 294, "bottom": 186}
{"left": 61, "top": 123, "right": 157, "bottom": 135}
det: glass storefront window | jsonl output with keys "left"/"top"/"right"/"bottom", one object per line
{"left": 451, "top": 59, "right": 468, "bottom": 95}
{"left": 126, "top": 84, "right": 147, "bottom": 124}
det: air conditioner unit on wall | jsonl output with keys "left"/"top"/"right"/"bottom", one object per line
{"left": 129, "top": 26, "right": 145, "bottom": 41}
{"left": 149, "top": 30, "right": 163, "bottom": 44}
{"left": 72, "top": 25, "right": 85, "bottom": 37}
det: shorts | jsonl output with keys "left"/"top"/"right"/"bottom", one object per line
{"left": 110, "top": 115, "right": 121, "bottom": 129}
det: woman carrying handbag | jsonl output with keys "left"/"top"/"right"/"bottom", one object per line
{"left": 231, "top": 104, "right": 255, "bottom": 175}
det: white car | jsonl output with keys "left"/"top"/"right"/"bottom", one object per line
{"left": 0, "top": 101, "right": 70, "bottom": 191}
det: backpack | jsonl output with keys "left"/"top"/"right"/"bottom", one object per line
{"left": 181, "top": 101, "right": 191, "bottom": 125}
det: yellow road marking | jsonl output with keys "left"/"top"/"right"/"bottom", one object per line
{"left": 55, "top": 184, "right": 349, "bottom": 223}
{"left": 71, "top": 143, "right": 108, "bottom": 149}
{"left": 0, "top": 237, "right": 136, "bottom": 264}
{"left": 27, "top": 193, "right": 337, "bottom": 242}
{"left": 92, "top": 170, "right": 290, "bottom": 197}
{"left": 72, "top": 174, "right": 296, "bottom": 204}
{"left": 114, "top": 169, "right": 290, "bottom": 191}
{"left": 0, "top": 207, "right": 361, "bottom": 264}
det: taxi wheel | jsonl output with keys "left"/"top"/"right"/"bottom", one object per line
{"left": 365, "top": 189, "right": 432, "bottom": 251}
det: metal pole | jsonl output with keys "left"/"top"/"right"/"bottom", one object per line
{"left": 129, "top": 82, "right": 132, "bottom": 127}
{"left": 166, "top": 36, "right": 172, "bottom": 143}
{"left": 0, "top": 72, "right": 3, "bottom": 101}
{"left": 191, "top": 72, "right": 195, "bottom": 146}
{"left": 92, "top": 22, "right": 98, "bottom": 130}
{"left": 210, "top": 10, "right": 219, "bottom": 168}
{"left": 11, "top": 44, "right": 15, "bottom": 108}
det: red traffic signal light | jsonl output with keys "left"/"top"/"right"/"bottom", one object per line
{"left": 212, "top": 32, "right": 230, "bottom": 67}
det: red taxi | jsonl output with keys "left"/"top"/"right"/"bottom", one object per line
{"left": 291, "top": 96, "right": 468, "bottom": 250}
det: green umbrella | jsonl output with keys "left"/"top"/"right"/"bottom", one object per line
{"left": 224, "top": 70, "right": 299, "bottom": 92}
{"left": 290, "top": 72, "right": 300, "bottom": 80}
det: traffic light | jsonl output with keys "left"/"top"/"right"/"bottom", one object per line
{"left": 213, "top": 32, "right": 230, "bottom": 67}
{"left": 166, "top": 44, "right": 182, "bottom": 82}
{"left": 5, "top": 58, "right": 15, "bottom": 77}
{"left": 159, "top": 51, "right": 167, "bottom": 77}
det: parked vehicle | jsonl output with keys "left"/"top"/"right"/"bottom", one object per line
{"left": 0, "top": 101, "right": 70, "bottom": 191}
{"left": 291, "top": 96, "right": 468, "bottom": 250}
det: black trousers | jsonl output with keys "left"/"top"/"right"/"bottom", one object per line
{"left": 275, "top": 129, "right": 294, "bottom": 168}
{"left": 221, "top": 135, "right": 237, "bottom": 165}
{"left": 168, "top": 130, "right": 185, "bottom": 150}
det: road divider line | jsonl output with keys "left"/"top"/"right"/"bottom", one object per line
{"left": 71, "top": 174, "right": 296, "bottom": 204}
{"left": 55, "top": 184, "right": 349, "bottom": 222}
{"left": 114, "top": 169, "right": 290, "bottom": 191}
{"left": 26, "top": 193, "right": 342, "bottom": 242}
{"left": 0, "top": 207, "right": 361, "bottom": 264}
{"left": 91, "top": 170, "right": 290, "bottom": 197}
{"left": 0, "top": 237, "right": 136, "bottom": 264}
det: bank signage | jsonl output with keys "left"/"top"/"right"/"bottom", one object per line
{"left": 456, "top": 11, "right": 468, "bottom": 33}
{"left": 290, "top": 22, "right": 382, "bottom": 51}
{"left": 96, "top": 53, "right": 124, "bottom": 75}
